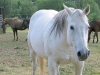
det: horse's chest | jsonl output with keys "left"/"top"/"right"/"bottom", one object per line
{"left": 44, "top": 35, "right": 78, "bottom": 64}
{"left": 54, "top": 52, "right": 70, "bottom": 64}
{"left": 48, "top": 47, "right": 77, "bottom": 64}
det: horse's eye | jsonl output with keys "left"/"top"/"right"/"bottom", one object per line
{"left": 70, "top": 26, "right": 74, "bottom": 30}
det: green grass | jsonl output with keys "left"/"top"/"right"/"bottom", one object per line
{"left": 0, "top": 28, "right": 100, "bottom": 75}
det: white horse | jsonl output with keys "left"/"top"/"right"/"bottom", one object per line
{"left": 28, "top": 4, "right": 90, "bottom": 75}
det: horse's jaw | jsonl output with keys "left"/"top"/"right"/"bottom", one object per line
{"left": 66, "top": 38, "right": 90, "bottom": 61}
{"left": 73, "top": 44, "right": 90, "bottom": 61}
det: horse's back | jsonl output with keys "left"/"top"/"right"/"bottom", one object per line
{"left": 89, "top": 20, "right": 100, "bottom": 31}
{"left": 29, "top": 10, "right": 58, "bottom": 34}
{"left": 28, "top": 10, "right": 58, "bottom": 58}
{"left": 29, "top": 10, "right": 58, "bottom": 29}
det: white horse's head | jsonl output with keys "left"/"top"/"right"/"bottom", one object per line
{"left": 64, "top": 4, "right": 90, "bottom": 61}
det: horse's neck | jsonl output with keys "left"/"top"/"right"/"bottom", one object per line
{"left": 25, "top": 23, "right": 29, "bottom": 28}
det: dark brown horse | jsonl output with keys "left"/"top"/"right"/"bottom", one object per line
{"left": 21, "top": 18, "right": 30, "bottom": 29}
{"left": 21, "top": 18, "right": 30, "bottom": 41}
{"left": 2, "top": 18, "right": 28, "bottom": 41}
{"left": 88, "top": 20, "right": 100, "bottom": 43}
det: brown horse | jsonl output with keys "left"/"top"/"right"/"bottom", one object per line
{"left": 88, "top": 20, "right": 100, "bottom": 43}
{"left": 2, "top": 18, "right": 28, "bottom": 41}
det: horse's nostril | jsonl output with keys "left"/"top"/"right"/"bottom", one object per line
{"left": 77, "top": 50, "right": 90, "bottom": 61}
{"left": 77, "top": 51, "right": 81, "bottom": 57}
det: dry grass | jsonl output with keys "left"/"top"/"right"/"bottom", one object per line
{"left": 0, "top": 28, "right": 100, "bottom": 75}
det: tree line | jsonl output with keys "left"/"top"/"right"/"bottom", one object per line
{"left": 0, "top": 0, "right": 100, "bottom": 21}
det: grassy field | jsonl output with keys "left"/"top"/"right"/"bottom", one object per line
{"left": 0, "top": 27, "right": 100, "bottom": 75}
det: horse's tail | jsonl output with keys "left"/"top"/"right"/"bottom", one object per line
{"left": 39, "top": 57, "right": 46, "bottom": 75}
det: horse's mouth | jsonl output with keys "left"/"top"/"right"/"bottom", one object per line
{"left": 78, "top": 57, "right": 88, "bottom": 61}
{"left": 77, "top": 50, "right": 90, "bottom": 61}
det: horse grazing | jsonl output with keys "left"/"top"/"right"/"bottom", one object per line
{"left": 2, "top": 18, "right": 28, "bottom": 41}
{"left": 88, "top": 20, "right": 100, "bottom": 43}
{"left": 21, "top": 18, "right": 30, "bottom": 41}
{"left": 21, "top": 18, "right": 30, "bottom": 29}
{"left": 28, "top": 4, "right": 90, "bottom": 75}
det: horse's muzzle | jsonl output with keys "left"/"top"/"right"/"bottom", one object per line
{"left": 77, "top": 50, "right": 90, "bottom": 61}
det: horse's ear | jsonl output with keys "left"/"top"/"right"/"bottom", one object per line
{"left": 63, "top": 3, "right": 72, "bottom": 15}
{"left": 83, "top": 4, "right": 90, "bottom": 15}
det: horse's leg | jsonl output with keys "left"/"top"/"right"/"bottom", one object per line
{"left": 88, "top": 35, "right": 90, "bottom": 43}
{"left": 48, "top": 56, "right": 60, "bottom": 75}
{"left": 39, "top": 56, "right": 46, "bottom": 75}
{"left": 95, "top": 32, "right": 98, "bottom": 43}
{"left": 16, "top": 30, "right": 18, "bottom": 41}
{"left": 28, "top": 39, "right": 37, "bottom": 75}
{"left": 12, "top": 29, "right": 15, "bottom": 41}
{"left": 93, "top": 32, "right": 96, "bottom": 43}
{"left": 88, "top": 30, "right": 91, "bottom": 43}
{"left": 73, "top": 61, "right": 84, "bottom": 75}
{"left": 30, "top": 50, "right": 37, "bottom": 75}
{"left": 25, "top": 33, "right": 28, "bottom": 41}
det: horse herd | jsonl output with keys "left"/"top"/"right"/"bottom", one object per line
{"left": 1, "top": 17, "right": 100, "bottom": 43}
{"left": 1, "top": 4, "right": 100, "bottom": 75}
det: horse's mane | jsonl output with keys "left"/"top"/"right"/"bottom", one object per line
{"left": 50, "top": 9, "right": 68, "bottom": 36}
{"left": 23, "top": 19, "right": 30, "bottom": 24}
{"left": 89, "top": 21, "right": 96, "bottom": 25}
{"left": 50, "top": 8, "right": 88, "bottom": 36}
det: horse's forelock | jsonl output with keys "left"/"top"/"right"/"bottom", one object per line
{"left": 72, "top": 10, "right": 89, "bottom": 25}
{"left": 50, "top": 9, "right": 89, "bottom": 37}
{"left": 50, "top": 10, "right": 68, "bottom": 36}
{"left": 72, "top": 10, "right": 84, "bottom": 18}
